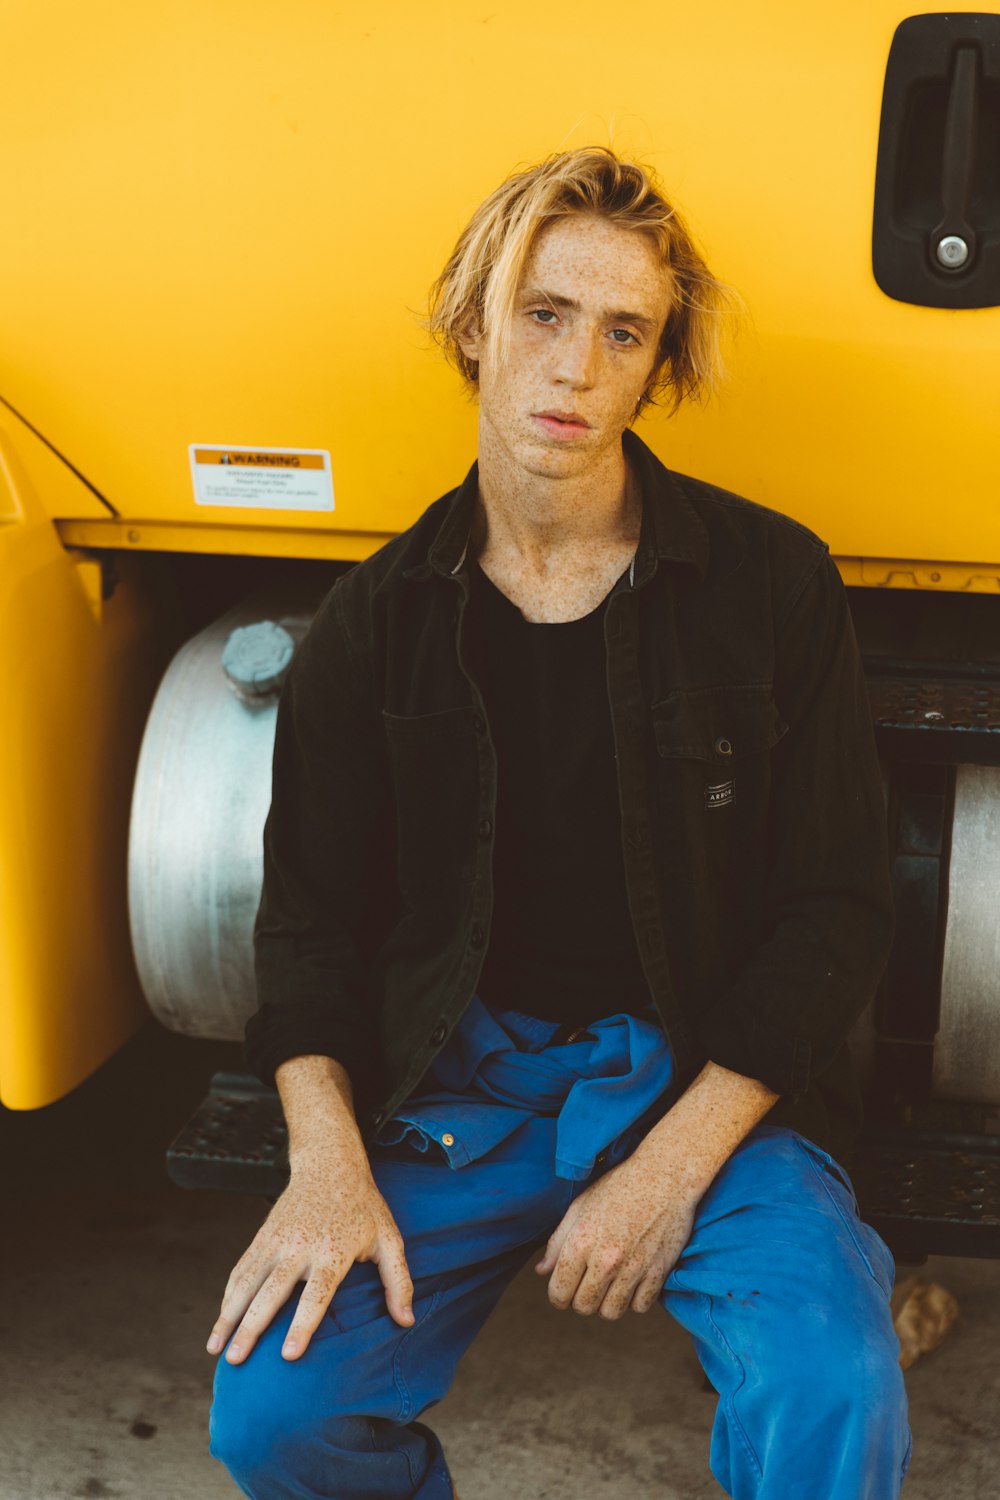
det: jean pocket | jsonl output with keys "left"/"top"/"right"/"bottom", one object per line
{"left": 794, "top": 1135, "right": 895, "bottom": 1300}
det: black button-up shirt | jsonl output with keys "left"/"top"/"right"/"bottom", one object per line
{"left": 247, "top": 430, "right": 893, "bottom": 1162}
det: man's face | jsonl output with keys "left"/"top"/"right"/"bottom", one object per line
{"left": 461, "top": 214, "right": 673, "bottom": 481}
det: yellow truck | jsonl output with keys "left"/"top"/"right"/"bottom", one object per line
{"left": 2, "top": 2, "right": 998, "bottom": 1255}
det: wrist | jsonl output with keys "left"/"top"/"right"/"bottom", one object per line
{"left": 636, "top": 1060, "right": 779, "bottom": 1193}
{"left": 287, "top": 1116, "right": 370, "bottom": 1178}
{"left": 275, "top": 1053, "right": 367, "bottom": 1164}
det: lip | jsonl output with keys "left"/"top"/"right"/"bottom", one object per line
{"left": 532, "top": 411, "right": 592, "bottom": 440}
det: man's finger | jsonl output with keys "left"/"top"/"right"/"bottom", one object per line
{"left": 207, "top": 1253, "right": 274, "bottom": 1354}
{"left": 534, "top": 1214, "right": 573, "bottom": 1276}
{"left": 567, "top": 1254, "right": 621, "bottom": 1316}
{"left": 630, "top": 1261, "right": 670, "bottom": 1314}
{"left": 546, "top": 1240, "right": 593, "bottom": 1310}
{"left": 223, "top": 1266, "right": 304, "bottom": 1364}
{"left": 597, "top": 1261, "right": 646, "bottom": 1321}
{"left": 280, "top": 1269, "right": 348, "bottom": 1359}
{"left": 373, "top": 1225, "right": 415, "bottom": 1327}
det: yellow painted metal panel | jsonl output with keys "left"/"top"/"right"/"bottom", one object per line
{"left": 0, "top": 2, "right": 995, "bottom": 572}
{"left": 55, "top": 516, "right": 390, "bottom": 563}
{"left": 839, "top": 558, "right": 1000, "bottom": 594}
{"left": 0, "top": 398, "right": 114, "bottom": 522}
{"left": 0, "top": 423, "right": 159, "bottom": 1108}
{"left": 54, "top": 523, "right": 1000, "bottom": 595}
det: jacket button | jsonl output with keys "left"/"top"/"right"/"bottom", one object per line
{"left": 714, "top": 736, "right": 733, "bottom": 756}
{"left": 478, "top": 818, "right": 492, "bottom": 839}
{"left": 441, "top": 1132, "right": 455, "bottom": 1147}
{"left": 473, "top": 714, "right": 485, "bottom": 734}
{"left": 370, "top": 1108, "right": 385, "bottom": 1127}
{"left": 430, "top": 1021, "right": 447, "bottom": 1046}
{"left": 471, "top": 924, "right": 486, "bottom": 946}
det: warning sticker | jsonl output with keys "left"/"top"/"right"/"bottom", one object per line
{"left": 189, "top": 445, "right": 334, "bottom": 512}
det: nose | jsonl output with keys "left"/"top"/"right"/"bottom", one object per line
{"left": 552, "top": 324, "right": 598, "bottom": 388}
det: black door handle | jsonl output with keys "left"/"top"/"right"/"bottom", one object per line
{"left": 873, "top": 13, "right": 1000, "bottom": 310}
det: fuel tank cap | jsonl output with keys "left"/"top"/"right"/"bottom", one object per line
{"left": 221, "top": 620, "right": 296, "bottom": 701}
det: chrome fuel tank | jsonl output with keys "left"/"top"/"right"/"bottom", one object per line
{"left": 128, "top": 587, "right": 318, "bottom": 1040}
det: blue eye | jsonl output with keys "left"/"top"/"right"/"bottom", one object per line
{"left": 609, "top": 328, "right": 638, "bottom": 345}
{"left": 530, "top": 308, "right": 557, "bottom": 324}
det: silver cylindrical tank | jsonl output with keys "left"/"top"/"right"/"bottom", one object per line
{"left": 128, "top": 584, "right": 319, "bottom": 1039}
{"left": 848, "top": 762, "right": 1000, "bottom": 1106}
{"left": 933, "top": 763, "right": 1000, "bottom": 1103}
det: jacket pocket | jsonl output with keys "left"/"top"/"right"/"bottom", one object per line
{"left": 651, "top": 681, "right": 788, "bottom": 764}
{"left": 383, "top": 704, "right": 477, "bottom": 747}
{"left": 649, "top": 683, "right": 788, "bottom": 883}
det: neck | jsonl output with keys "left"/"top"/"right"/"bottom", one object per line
{"left": 472, "top": 420, "right": 640, "bottom": 572}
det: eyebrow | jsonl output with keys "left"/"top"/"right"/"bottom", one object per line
{"left": 519, "top": 287, "right": 660, "bottom": 335}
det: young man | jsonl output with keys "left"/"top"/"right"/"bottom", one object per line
{"left": 208, "top": 148, "right": 912, "bottom": 1498}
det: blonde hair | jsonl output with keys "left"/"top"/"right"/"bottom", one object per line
{"left": 428, "top": 146, "right": 739, "bottom": 417}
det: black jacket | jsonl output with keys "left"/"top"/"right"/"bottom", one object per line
{"left": 247, "top": 429, "right": 893, "bottom": 1161}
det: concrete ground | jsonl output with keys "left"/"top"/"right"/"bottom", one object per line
{"left": 3, "top": 1022, "right": 998, "bottom": 1500}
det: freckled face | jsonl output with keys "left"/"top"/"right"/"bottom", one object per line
{"left": 462, "top": 215, "right": 674, "bottom": 480}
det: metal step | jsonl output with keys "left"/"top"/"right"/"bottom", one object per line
{"left": 850, "top": 1127, "right": 1000, "bottom": 1260}
{"left": 167, "top": 1073, "right": 288, "bottom": 1197}
{"left": 168, "top": 1074, "right": 1000, "bottom": 1259}
{"left": 868, "top": 673, "right": 1000, "bottom": 764}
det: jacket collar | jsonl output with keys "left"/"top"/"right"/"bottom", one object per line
{"left": 623, "top": 428, "right": 710, "bottom": 586}
{"left": 409, "top": 428, "right": 710, "bottom": 586}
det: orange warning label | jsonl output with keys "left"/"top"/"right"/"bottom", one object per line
{"left": 189, "top": 444, "right": 334, "bottom": 512}
{"left": 193, "top": 450, "right": 326, "bottom": 470}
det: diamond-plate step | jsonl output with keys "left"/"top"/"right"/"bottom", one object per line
{"left": 868, "top": 675, "right": 1000, "bottom": 763}
{"left": 851, "top": 1129, "right": 1000, "bottom": 1259}
{"left": 167, "top": 1073, "right": 289, "bottom": 1196}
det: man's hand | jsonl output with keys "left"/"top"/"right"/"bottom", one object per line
{"left": 535, "top": 1060, "right": 780, "bottom": 1319}
{"left": 206, "top": 1145, "right": 414, "bottom": 1364}
{"left": 206, "top": 1053, "right": 413, "bottom": 1365}
{"left": 534, "top": 1144, "right": 700, "bottom": 1319}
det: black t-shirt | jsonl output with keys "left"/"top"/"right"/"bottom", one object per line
{"left": 465, "top": 560, "right": 651, "bottom": 1025}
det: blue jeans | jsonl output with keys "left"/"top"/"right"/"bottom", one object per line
{"left": 210, "top": 1007, "right": 912, "bottom": 1498}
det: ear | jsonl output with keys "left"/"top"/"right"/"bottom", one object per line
{"left": 456, "top": 314, "right": 482, "bottom": 365}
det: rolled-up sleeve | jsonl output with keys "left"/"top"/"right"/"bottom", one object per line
{"left": 245, "top": 579, "right": 392, "bottom": 1102}
{"left": 696, "top": 551, "right": 893, "bottom": 1097}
